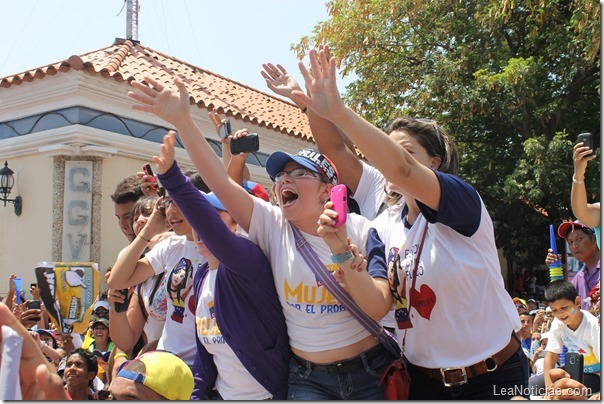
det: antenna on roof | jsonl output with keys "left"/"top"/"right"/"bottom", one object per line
{"left": 126, "top": 0, "right": 139, "bottom": 41}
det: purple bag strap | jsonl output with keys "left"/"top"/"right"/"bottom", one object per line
{"left": 291, "top": 224, "right": 401, "bottom": 359}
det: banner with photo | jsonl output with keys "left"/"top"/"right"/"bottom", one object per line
{"left": 34, "top": 262, "right": 100, "bottom": 335}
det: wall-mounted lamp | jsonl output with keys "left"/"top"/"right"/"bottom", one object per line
{"left": 0, "top": 161, "right": 22, "bottom": 216}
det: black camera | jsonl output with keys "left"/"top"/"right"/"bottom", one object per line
{"left": 230, "top": 133, "right": 260, "bottom": 155}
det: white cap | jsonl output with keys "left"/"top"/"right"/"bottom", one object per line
{"left": 93, "top": 300, "right": 110, "bottom": 311}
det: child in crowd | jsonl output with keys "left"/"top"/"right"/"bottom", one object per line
{"left": 536, "top": 280, "right": 600, "bottom": 394}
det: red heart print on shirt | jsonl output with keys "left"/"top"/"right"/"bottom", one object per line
{"left": 409, "top": 284, "right": 436, "bottom": 319}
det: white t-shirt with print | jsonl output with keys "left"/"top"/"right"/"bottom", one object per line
{"left": 135, "top": 273, "right": 167, "bottom": 343}
{"left": 372, "top": 202, "right": 406, "bottom": 331}
{"left": 248, "top": 198, "right": 383, "bottom": 352}
{"left": 196, "top": 268, "right": 272, "bottom": 400}
{"left": 354, "top": 161, "right": 387, "bottom": 220}
{"left": 145, "top": 235, "right": 206, "bottom": 366}
{"left": 546, "top": 310, "right": 600, "bottom": 374}
{"left": 376, "top": 175, "right": 519, "bottom": 368}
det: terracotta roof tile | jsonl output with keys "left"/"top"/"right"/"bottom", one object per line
{"left": 1, "top": 39, "right": 314, "bottom": 142}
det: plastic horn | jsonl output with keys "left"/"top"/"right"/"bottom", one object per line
{"left": 13, "top": 277, "right": 23, "bottom": 304}
{"left": 548, "top": 225, "right": 564, "bottom": 281}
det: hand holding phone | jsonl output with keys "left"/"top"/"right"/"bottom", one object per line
{"left": 142, "top": 163, "right": 158, "bottom": 191}
{"left": 330, "top": 184, "right": 348, "bottom": 227}
{"left": 219, "top": 120, "right": 232, "bottom": 140}
{"left": 114, "top": 289, "right": 129, "bottom": 313}
{"left": 576, "top": 133, "right": 595, "bottom": 157}
{"left": 230, "top": 133, "right": 260, "bottom": 155}
{"left": 26, "top": 300, "right": 42, "bottom": 322}
{"left": 565, "top": 352, "right": 584, "bottom": 384}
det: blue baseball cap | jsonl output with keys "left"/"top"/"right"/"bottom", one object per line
{"left": 200, "top": 191, "right": 226, "bottom": 211}
{"left": 265, "top": 148, "right": 339, "bottom": 186}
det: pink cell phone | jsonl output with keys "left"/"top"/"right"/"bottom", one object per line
{"left": 330, "top": 184, "right": 348, "bottom": 227}
{"left": 142, "top": 163, "right": 158, "bottom": 191}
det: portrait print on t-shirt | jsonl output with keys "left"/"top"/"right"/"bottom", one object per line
{"left": 168, "top": 257, "right": 194, "bottom": 323}
{"left": 387, "top": 246, "right": 412, "bottom": 329}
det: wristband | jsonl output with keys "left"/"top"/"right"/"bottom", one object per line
{"left": 572, "top": 175, "right": 584, "bottom": 184}
{"left": 331, "top": 250, "right": 354, "bottom": 264}
{"left": 114, "top": 353, "right": 129, "bottom": 361}
{"left": 138, "top": 234, "right": 151, "bottom": 243}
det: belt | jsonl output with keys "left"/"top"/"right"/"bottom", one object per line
{"left": 293, "top": 344, "right": 386, "bottom": 375}
{"left": 412, "top": 332, "right": 520, "bottom": 387}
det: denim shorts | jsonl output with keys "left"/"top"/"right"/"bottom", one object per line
{"left": 287, "top": 343, "right": 394, "bottom": 400}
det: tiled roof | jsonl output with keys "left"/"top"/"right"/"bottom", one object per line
{"left": 1, "top": 38, "right": 314, "bottom": 142}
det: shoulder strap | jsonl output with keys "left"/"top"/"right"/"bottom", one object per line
{"left": 290, "top": 224, "right": 401, "bottom": 358}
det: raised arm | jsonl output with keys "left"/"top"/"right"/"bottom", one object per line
{"left": 262, "top": 61, "right": 364, "bottom": 193}
{"left": 128, "top": 77, "right": 254, "bottom": 232}
{"left": 290, "top": 47, "right": 441, "bottom": 211}
{"left": 571, "top": 142, "right": 600, "bottom": 228}
{"left": 154, "top": 132, "right": 264, "bottom": 274}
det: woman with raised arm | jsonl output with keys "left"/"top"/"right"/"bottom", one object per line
{"left": 290, "top": 46, "right": 527, "bottom": 399}
{"left": 261, "top": 60, "right": 388, "bottom": 220}
{"left": 146, "top": 131, "right": 289, "bottom": 400}
{"left": 128, "top": 76, "right": 394, "bottom": 400}
{"left": 571, "top": 141, "right": 600, "bottom": 248}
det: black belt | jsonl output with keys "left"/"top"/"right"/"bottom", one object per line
{"left": 293, "top": 344, "right": 386, "bottom": 375}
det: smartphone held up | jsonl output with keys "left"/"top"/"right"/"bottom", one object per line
{"left": 576, "top": 133, "right": 595, "bottom": 157}
{"left": 142, "top": 163, "right": 158, "bottom": 191}
{"left": 330, "top": 184, "right": 348, "bottom": 227}
{"left": 230, "top": 133, "right": 260, "bottom": 155}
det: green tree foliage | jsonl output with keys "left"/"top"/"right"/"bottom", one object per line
{"left": 295, "top": 0, "right": 600, "bottom": 272}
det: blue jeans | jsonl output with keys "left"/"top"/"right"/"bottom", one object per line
{"left": 407, "top": 345, "right": 529, "bottom": 399}
{"left": 287, "top": 344, "right": 394, "bottom": 400}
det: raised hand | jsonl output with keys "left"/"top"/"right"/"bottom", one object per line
{"left": 153, "top": 131, "right": 177, "bottom": 175}
{"left": 128, "top": 76, "right": 191, "bottom": 127}
{"left": 291, "top": 45, "right": 346, "bottom": 122}
{"left": 261, "top": 63, "right": 304, "bottom": 99}
{"left": 573, "top": 142, "right": 596, "bottom": 180}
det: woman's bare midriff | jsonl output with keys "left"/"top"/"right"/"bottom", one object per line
{"left": 292, "top": 335, "right": 379, "bottom": 364}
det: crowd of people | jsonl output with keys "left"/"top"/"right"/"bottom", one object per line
{"left": 0, "top": 46, "right": 600, "bottom": 400}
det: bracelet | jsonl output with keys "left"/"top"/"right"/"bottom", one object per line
{"left": 301, "top": 106, "right": 308, "bottom": 114}
{"left": 331, "top": 250, "right": 354, "bottom": 264}
{"left": 113, "top": 353, "right": 129, "bottom": 361}
{"left": 572, "top": 175, "right": 584, "bottom": 184}
{"left": 138, "top": 234, "right": 151, "bottom": 243}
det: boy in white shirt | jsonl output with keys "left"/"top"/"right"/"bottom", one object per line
{"left": 542, "top": 280, "right": 600, "bottom": 395}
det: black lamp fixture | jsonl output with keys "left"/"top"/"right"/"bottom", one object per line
{"left": 0, "top": 161, "right": 22, "bottom": 216}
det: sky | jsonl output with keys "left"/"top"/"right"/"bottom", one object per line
{"left": 0, "top": 0, "right": 336, "bottom": 93}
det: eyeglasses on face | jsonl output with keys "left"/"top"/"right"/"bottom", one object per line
{"left": 160, "top": 197, "right": 176, "bottom": 210}
{"left": 275, "top": 168, "right": 324, "bottom": 183}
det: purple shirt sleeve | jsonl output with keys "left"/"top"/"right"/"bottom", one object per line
{"left": 158, "top": 161, "right": 265, "bottom": 280}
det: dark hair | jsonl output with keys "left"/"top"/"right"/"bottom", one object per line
{"left": 131, "top": 196, "right": 159, "bottom": 228}
{"left": 568, "top": 227, "right": 596, "bottom": 240}
{"left": 67, "top": 347, "right": 98, "bottom": 377}
{"left": 385, "top": 117, "right": 460, "bottom": 175}
{"left": 111, "top": 175, "right": 143, "bottom": 204}
{"left": 544, "top": 280, "right": 578, "bottom": 304}
{"left": 184, "top": 170, "right": 210, "bottom": 193}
